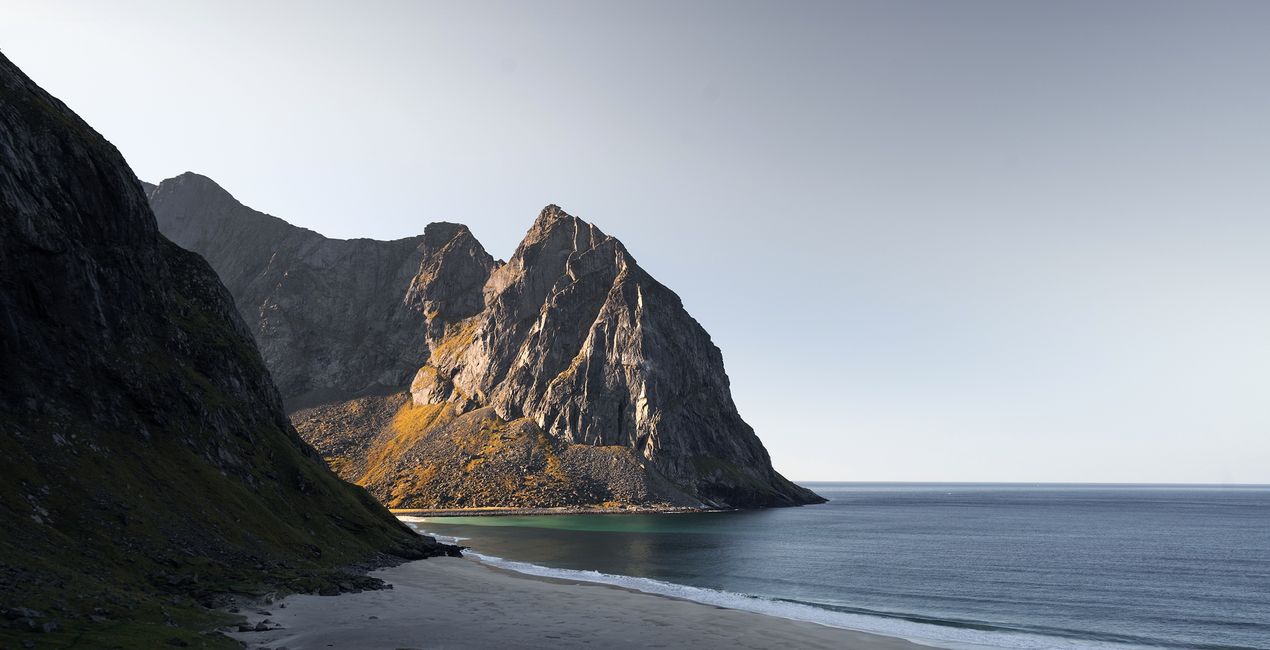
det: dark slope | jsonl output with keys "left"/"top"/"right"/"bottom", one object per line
{"left": 0, "top": 52, "right": 454, "bottom": 648}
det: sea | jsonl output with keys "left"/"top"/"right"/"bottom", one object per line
{"left": 402, "top": 483, "right": 1270, "bottom": 650}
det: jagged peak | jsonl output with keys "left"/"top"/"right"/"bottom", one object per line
{"left": 535, "top": 203, "right": 574, "bottom": 226}
{"left": 521, "top": 204, "right": 613, "bottom": 251}
{"left": 422, "top": 221, "right": 473, "bottom": 245}
{"left": 155, "top": 171, "right": 236, "bottom": 199}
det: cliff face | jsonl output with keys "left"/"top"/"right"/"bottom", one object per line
{"left": 419, "top": 206, "right": 822, "bottom": 507}
{"left": 150, "top": 189, "right": 822, "bottom": 511}
{"left": 0, "top": 52, "right": 453, "bottom": 647}
{"left": 150, "top": 173, "right": 498, "bottom": 410}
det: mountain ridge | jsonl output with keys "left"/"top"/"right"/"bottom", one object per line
{"left": 150, "top": 174, "right": 824, "bottom": 509}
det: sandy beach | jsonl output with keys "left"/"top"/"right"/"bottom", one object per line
{"left": 226, "top": 556, "right": 936, "bottom": 649}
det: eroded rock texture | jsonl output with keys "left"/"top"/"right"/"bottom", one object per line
{"left": 152, "top": 187, "right": 823, "bottom": 509}
{"left": 150, "top": 173, "right": 498, "bottom": 410}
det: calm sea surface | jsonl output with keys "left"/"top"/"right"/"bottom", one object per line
{"left": 405, "top": 484, "right": 1270, "bottom": 649}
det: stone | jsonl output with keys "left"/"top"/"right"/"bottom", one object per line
{"left": 149, "top": 175, "right": 498, "bottom": 412}
{"left": 0, "top": 51, "right": 458, "bottom": 645}
{"left": 149, "top": 174, "right": 824, "bottom": 509}
{"left": 5, "top": 608, "right": 41, "bottom": 620}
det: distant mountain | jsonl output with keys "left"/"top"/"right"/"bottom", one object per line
{"left": 0, "top": 53, "right": 454, "bottom": 647}
{"left": 150, "top": 173, "right": 497, "bottom": 411}
{"left": 150, "top": 182, "right": 823, "bottom": 510}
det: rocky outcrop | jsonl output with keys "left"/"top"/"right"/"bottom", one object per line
{"left": 295, "top": 394, "right": 702, "bottom": 509}
{"left": 150, "top": 185, "right": 823, "bottom": 511}
{"left": 420, "top": 206, "right": 822, "bottom": 507}
{"left": 150, "top": 173, "right": 498, "bottom": 410}
{"left": 0, "top": 52, "right": 455, "bottom": 646}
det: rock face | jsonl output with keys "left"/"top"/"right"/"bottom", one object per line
{"left": 420, "top": 207, "right": 822, "bottom": 508}
{"left": 150, "top": 173, "right": 498, "bottom": 410}
{"left": 0, "top": 52, "right": 455, "bottom": 645}
{"left": 150, "top": 188, "right": 823, "bottom": 511}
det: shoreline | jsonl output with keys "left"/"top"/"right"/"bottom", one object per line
{"left": 391, "top": 505, "right": 730, "bottom": 517}
{"left": 225, "top": 555, "right": 940, "bottom": 649}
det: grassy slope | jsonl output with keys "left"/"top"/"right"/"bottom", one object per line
{"left": 0, "top": 53, "right": 449, "bottom": 648}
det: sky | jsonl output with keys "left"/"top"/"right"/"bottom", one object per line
{"left": 3, "top": 0, "right": 1268, "bottom": 483}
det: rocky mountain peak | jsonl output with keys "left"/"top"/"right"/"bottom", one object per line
{"left": 150, "top": 177, "right": 498, "bottom": 409}
{"left": 534, "top": 203, "right": 572, "bottom": 226}
{"left": 152, "top": 189, "right": 822, "bottom": 509}
{"left": 150, "top": 171, "right": 239, "bottom": 210}
{"left": 422, "top": 221, "right": 471, "bottom": 246}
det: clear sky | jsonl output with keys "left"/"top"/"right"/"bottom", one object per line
{"left": 4, "top": 0, "right": 1268, "bottom": 483}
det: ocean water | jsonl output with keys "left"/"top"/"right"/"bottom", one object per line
{"left": 403, "top": 484, "right": 1270, "bottom": 649}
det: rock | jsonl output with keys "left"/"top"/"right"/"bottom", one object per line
{"left": 255, "top": 621, "right": 271, "bottom": 631}
{"left": 150, "top": 175, "right": 498, "bottom": 412}
{"left": 152, "top": 183, "right": 825, "bottom": 509}
{"left": 238, "top": 624, "right": 255, "bottom": 632}
{"left": 40, "top": 620, "right": 59, "bottom": 633}
{"left": 6, "top": 607, "right": 41, "bottom": 620}
{"left": 317, "top": 584, "right": 340, "bottom": 596}
{"left": 0, "top": 51, "right": 459, "bottom": 647}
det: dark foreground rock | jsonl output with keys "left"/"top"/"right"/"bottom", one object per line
{"left": 0, "top": 52, "right": 456, "bottom": 648}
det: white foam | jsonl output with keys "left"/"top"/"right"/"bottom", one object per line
{"left": 402, "top": 520, "right": 1160, "bottom": 650}
{"left": 400, "top": 518, "right": 468, "bottom": 546}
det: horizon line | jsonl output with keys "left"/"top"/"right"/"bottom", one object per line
{"left": 794, "top": 480, "right": 1270, "bottom": 488}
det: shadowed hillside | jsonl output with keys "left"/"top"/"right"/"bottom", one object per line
{"left": 0, "top": 52, "right": 456, "bottom": 648}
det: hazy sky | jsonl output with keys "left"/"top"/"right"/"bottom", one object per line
{"left": 4, "top": 1, "right": 1268, "bottom": 483}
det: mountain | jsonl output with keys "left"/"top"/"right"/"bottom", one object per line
{"left": 0, "top": 53, "right": 455, "bottom": 648}
{"left": 149, "top": 188, "right": 822, "bottom": 511}
{"left": 149, "top": 174, "right": 498, "bottom": 411}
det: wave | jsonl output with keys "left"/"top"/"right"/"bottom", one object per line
{"left": 399, "top": 519, "right": 1164, "bottom": 650}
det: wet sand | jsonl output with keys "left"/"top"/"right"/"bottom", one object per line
{"left": 227, "top": 556, "right": 939, "bottom": 649}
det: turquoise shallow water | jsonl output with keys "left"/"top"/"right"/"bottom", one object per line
{"left": 404, "top": 483, "right": 1270, "bottom": 649}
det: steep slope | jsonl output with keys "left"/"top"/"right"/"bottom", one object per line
{"left": 150, "top": 173, "right": 498, "bottom": 410}
{"left": 150, "top": 192, "right": 823, "bottom": 511}
{"left": 0, "top": 52, "right": 454, "bottom": 648}
{"left": 420, "top": 206, "right": 822, "bottom": 508}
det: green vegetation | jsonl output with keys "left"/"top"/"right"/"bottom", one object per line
{"left": 691, "top": 455, "right": 785, "bottom": 501}
{"left": 0, "top": 254, "right": 432, "bottom": 647}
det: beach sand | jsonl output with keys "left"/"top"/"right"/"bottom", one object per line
{"left": 226, "top": 556, "right": 937, "bottom": 649}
